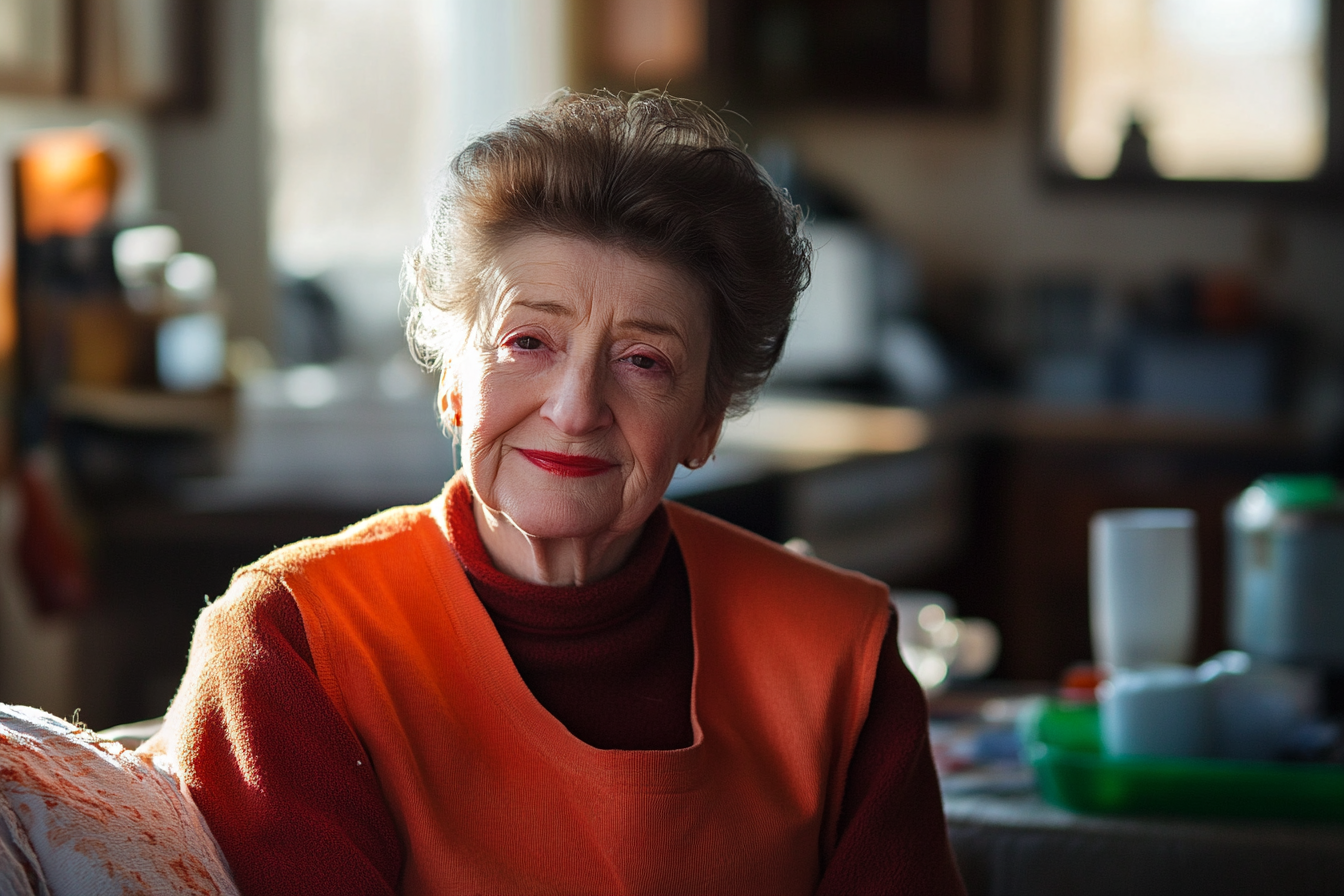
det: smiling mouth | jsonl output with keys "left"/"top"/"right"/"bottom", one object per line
{"left": 516, "top": 449, "right": 615, "bottom": 478}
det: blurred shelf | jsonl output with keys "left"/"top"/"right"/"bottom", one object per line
{"left": 54, "top": 384, "right": 236, "bottom": 434}
{"left": 721, "top": 395, "right": 1314, "bottom": 464}
{"left": 718, "top": 396, "right": 932, "bottom": 468}
{"left": 991, "top": 401, "right": 1311, "bottom": 450}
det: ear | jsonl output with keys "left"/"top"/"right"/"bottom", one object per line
{"left": 686, "top": 408, "right": 726, "bottom": 467}
{"left": 437, "top": 367, "right": 461, "bottom": 425}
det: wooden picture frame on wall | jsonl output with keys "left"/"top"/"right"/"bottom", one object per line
{"left": 80, "top": 0, "right": 211, "bottom": 113}
{"left": 0, "top": 0, "right": 75, "bottom": 96}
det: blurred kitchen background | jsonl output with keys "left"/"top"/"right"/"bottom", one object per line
{"left": 2, "top": 0, "right": 1343, "bottom": 729}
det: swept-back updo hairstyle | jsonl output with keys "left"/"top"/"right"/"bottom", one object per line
{"left": 404, "top": 90, "right": 810, "bottom": 418}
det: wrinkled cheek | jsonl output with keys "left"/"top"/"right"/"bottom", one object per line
{"left": 618, "top": 464, "right": 670, "bottom": 520}
{"left": 460, "top": 432, "right": 497, "bottom": 496}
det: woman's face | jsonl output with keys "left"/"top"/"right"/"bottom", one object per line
{"left": 445, "top": 233, "right": 723, "bottom": 542}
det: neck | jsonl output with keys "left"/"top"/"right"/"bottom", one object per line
{"left": 472, "top": 500, "right": 642, "bottom": 586}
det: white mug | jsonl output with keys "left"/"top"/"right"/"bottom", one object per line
{"left": 1090, "top": 508, "right": 1197, "bottom": 670}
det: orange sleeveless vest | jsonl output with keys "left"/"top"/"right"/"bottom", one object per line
{"left": 264, "top": 489, "right": 889, "bottom": 895}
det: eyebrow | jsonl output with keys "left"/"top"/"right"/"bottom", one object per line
{"left": 621, "top": 317, "right": 685, "bottom": 345}
{"left": 513, "top": 299, "right": 571, "bottom": 316}
{"left": 511, "top": 299, "right": 689, "bottom": 348}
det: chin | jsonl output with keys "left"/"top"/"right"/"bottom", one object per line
{"left": 496, "top": 484, "right": 626, "bottom": 541}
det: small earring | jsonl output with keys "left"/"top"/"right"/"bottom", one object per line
{"left": 685, "top": 457, "right": 703, "bottom": 469}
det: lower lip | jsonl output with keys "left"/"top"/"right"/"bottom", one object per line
{"left": 517, "top": 450, "right": 615, "bottom": 478}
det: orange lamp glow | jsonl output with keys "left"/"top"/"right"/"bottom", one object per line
{"left": 16, "top": 132, "right": 120, "bottom": 242}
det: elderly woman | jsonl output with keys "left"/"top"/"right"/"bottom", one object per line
{"left": 148, "top": 92, "right": 964, "bottom": 896}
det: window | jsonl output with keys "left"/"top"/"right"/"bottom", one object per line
{"left": 1045, "top": 0, "right": 1330, "bottom": 183}
{"left": 265, "top": 0, "right": 565, "bottom": 353}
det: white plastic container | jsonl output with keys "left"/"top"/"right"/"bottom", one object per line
{"left": 1099, "top": 665, "right": 1213, "bottom": 758}
{"left": 1200, "top": 650, "right": 1319, "bottom": 761}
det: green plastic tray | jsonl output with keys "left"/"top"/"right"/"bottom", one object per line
{"left": 1018, "top": 699, "right": 1344, "bottom": 822}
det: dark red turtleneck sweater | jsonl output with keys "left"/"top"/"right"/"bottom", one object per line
{"left": 166, "top": 479, "right": 964, "bottom": 896}
{"left": 452, "top": 490, "right": 695, "bottom": 752}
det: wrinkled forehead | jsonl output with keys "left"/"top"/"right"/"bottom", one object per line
{"left": 475, "top": 233, "right": 711, "bottom": 343}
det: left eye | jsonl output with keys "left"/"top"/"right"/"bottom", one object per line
{"left": 511, "top": 336, "right": 544, "bottom": 350}
{"left": 627, "top": 354, "right": 658, "bottom": 370}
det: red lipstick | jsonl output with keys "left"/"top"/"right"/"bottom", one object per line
{"left": 517, "top": 449, "right": 614, "bottom": 478}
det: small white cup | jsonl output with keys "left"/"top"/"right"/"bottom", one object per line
{"left": 1090, "top": 509, "right": 1197, "bottom": 670}
{"left": 1099, "top": 665, "right": 1213, "bottom": 758}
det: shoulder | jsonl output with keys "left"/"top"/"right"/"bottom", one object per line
{"left": 665, "top": 501, "right": 891, "bottom": 659}
{"left": 665, "top": 500, "right": 888, "bottom": 605}
{"left": 193, "top": 502, "right": 441, "bottom": 651}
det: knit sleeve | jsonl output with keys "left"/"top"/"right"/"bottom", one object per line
{"left": 817, "top": 615, "right": 967, "bottom": 896}
{"left": 147, "top": 572, "right": 402, "bottom": 896}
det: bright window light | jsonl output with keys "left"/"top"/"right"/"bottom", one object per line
{"left": 1050, "top": 0, "right": 1327, "bottom": 181}
{"left": 265, "top": 0, "right": 565, "bottom": 276}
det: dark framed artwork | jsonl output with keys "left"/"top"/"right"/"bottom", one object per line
{"left": 570, "top": 0, "right": 999, "bottom": 112}
{"left": 709, "top": 0, "right": 999, "bottom": 109}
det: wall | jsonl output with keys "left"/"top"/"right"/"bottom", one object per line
{"left": 151, "top": 0, "right": 271, "bottom": 345}
{"left": 763, "top": 1, "right": 1344, "bottom": 354}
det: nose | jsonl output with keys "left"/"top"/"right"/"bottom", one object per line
{"left": 540, "top": 352, "right": 613, "bottom": 436}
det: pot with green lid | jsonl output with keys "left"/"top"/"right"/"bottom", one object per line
{"left": 1228, "top": 475, "right": 1344, "bottom": 667}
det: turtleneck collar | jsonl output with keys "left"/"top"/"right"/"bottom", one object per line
{"left": 440, "top": 474, "right": 694, "bottom": 750}
{"left": 442, "top": 475, "right": 673, "bottom": 633}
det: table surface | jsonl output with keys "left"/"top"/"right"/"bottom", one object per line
{"left": 945, "top": 791, "right": 1344, "bottom": 896}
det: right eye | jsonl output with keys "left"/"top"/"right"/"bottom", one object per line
{"left": 510, "top": 335, "right": 544, "bottom": 350}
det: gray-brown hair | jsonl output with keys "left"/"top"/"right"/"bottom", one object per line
{"left": 403, "top": 90, "right": 810, "bottom": 417}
